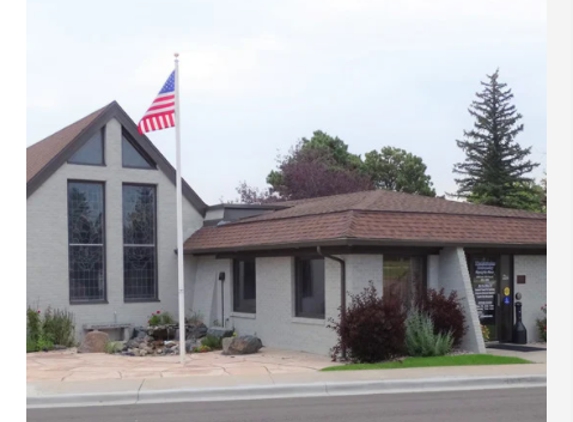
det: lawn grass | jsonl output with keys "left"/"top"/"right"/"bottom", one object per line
{"left": 321, "top": 354, "right": 532, "bottom": 371}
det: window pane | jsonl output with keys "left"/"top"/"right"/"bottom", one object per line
{"left": 124, "top": 246, "right": 156, "bottom": 300}
{"left": 383, "top": 256, "right": 424, "bottom": 305}
{"left": 123, "top": 184, "right": 157, "bottom": 301}
{"left": 123, "top": 185, "right": 155, "bottom": 245}
{"left": 233, "top": 259, "right": 256, "bottom": 313}
{"left": 68, "top": 182, "right": 104, "bottom": 244}
{"left": 122, "top": 135, "right": 154, "bottom": 168}
{"left": 68, "top": 181, "right": 105, "bottom": 302}
{"left": 295, "top": 258, "right": 325, "bottom": 318}
{"left": 69, "top": 245, "right": 105, "bottom": 301}
{"left": 68, "top": 130, "right": 104, "bottom": 165}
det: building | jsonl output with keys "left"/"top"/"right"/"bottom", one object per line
{"left": 27, "top": 102, "right": 547, "bottom": 355}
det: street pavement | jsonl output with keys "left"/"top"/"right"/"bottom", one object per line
{"left": 27, "top": 387, "right": 546, "bottom": 422}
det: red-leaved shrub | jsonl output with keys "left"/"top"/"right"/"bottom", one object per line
{"left": 328, "top": 282, "right": 407, "bottom": 363}
{"left": 417, "top": 288, "right": 466, "bottom": 347}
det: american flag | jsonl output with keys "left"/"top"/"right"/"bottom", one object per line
{"left": 138, "top": 71, "right": 176, "bottom": 134}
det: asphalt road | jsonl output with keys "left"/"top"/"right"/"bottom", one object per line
{"left": 27, "top": 387, "right": 546, "bottom": 422}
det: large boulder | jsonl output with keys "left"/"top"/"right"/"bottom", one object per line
{"left": 225, "top": 335, "right": 263, "bottom": 355}
{"left": 221, "top": 337, "right": 234, "bottom": 355}
{"left": 206, "top": 327, "right": 234, "bottom": 339}
{"left": 189, "top": 323, "right": 208, "bottom": 339}
{"left": 78, "top": 330, "right": 109, "bottom": 353}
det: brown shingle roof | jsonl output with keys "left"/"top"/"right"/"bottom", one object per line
{"left": 244, "top": 189, "right": 546, "bottom": 221}
{"left": 27, "top": 104, "right": 110, "bottom": 183}
{"left": 185, "top": 190, "right": 546, "bottom": 253}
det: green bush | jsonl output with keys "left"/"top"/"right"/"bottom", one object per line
{"left": 27, "top": 307, "right": 42, "bottom": 346}
{"left": 105, "top": 341, "right": 123, "bottom": 354}
{"left": 148, "top": 310, "right": 175, "bottom": 326}
{"left": 26, "top": 306, "right": 75, "bottom": 352}
{"left": 41, "top": 307, "right": 75, "bottom": 347}
{"left": 201, "top": 335, "right": 222, "bottom": 350}
{"left": 405, "top": 308, "right": 454, "bottom": 357}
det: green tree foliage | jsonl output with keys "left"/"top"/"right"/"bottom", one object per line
{"left": 363, "top": 147, "right": 436, "bottom": 196}
{"left": 234, "top": 131, "right": 435, "bottom": 203}
{"left": 453, "top": 69, "right": 540, "bottom": 209}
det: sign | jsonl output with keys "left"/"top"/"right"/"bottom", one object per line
{"left": 504, "top": 287, "right": 510, "bottom": 296}
{"left": 472, "top": 259, "right": 497, "bottom": 324}
{"left": 504, "top": 296, "right": 511, "bottom": 305}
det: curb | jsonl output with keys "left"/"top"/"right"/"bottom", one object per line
{"left": 27, "top": 374, "right": 546, "bottom": 409}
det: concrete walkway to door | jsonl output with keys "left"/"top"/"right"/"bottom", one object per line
{"left": 486, "top": 342, "right": 547, "bottom": 363}
{"left": 27, "top": 347, "right": 340, "bottom": 383}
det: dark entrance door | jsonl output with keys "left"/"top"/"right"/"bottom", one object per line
{"left": 468, "top": 255, "right": 513, "bottom": 342}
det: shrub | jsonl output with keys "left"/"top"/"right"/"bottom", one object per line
{"left": 27, "top": 306, "right": 75, "bottom": 352}
{"left": 148, "top": 310, "right": 175, "bottom": 326}
{"left": 328, "top": 282, "right": 407, "bottom": 363}
{"left": 201, "top": 335, "right": 222, "bottom": 350}
{"left": 42, "top": 307, "right": 75, "bottom": 347}
{"left": 405, "top": 308, "right": 454, "bottom": 357}
{"left": 417, "top": 288, "right": 466, "bottom": 347}
{"left": 192, "top": 345, "right": 212, "bottom": 353}
{"left": 105, "top": 341, "right": 123, "bottom": 354}
{"left": 536, "top": 304, "right": 547, "bottom": 342}
{"left": 27, "top": 307, "right": 42, "bottom": 346}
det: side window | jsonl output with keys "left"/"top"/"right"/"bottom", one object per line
{"left": 295, "top": 257, "right": 325, "bottom": 319}
{"left": 233, "top": 259, "right": 256, "bottom": 313}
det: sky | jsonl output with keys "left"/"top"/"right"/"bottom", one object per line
{"left": 26, "top": 0, "right": 547, "bottom": 205}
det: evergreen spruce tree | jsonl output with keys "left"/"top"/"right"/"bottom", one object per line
{"left": 453, "top": 69, "right": 540, "bottom": 209}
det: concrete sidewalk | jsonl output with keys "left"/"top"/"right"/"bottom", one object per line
{"left": 27, "top": 363, "right": 546, "bottom": 409}
{"left": 27, "top": 347, "right": 339, "bottom": 382}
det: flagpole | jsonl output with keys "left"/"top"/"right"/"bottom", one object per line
{"left": 174, "top": 53, "right": 186, "bottom": 364}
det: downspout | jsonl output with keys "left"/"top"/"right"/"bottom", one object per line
{"left": 317, "top": 246, "right": 347, "bottom": 361}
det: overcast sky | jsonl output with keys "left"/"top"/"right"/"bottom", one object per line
{"left": 27, "top": 0, "right": 547, "bottom": 205}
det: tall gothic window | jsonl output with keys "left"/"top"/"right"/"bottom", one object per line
{"left": 123, "top": 184, "right": 157, "bottom": 301}
{"left": 67, "top": 181, "right": 106, "bottom": 302}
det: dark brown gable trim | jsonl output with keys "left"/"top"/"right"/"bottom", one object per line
{"left": 26, "top": 101, "right": 208, "bottom": 216}
{"left": 26, "top": 104, "right": 115, "bottom": 198}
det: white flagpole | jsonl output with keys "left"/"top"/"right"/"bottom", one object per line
{"left": 174, "top": 53, "right": 186, "bottom": 364}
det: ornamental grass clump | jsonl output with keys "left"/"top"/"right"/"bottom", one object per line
{"left": 405, "top": 308, "right": 454, "bottom": 357}
{"left": 26, "top": 306, "right": 75, "bottom": 352}
{"left": 417, "top": 288, "right": 466, "bottom": 347}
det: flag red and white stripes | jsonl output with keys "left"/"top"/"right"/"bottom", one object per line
{"left": 137, "top": 71, "right": 176, "bottom": 134}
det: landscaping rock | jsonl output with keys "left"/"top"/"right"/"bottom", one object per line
{"left": 78, "top": 330, "right": 109, "bottom": 353}
{"left": 125, "top": 338, "right": 141, "bottom": 349}
{"left": 222, "top": 337, "right": 233, "bottom": 355}
{"left": 206, "top": 327, "right": 234, "bottom": 339}
{"left": 185, "top": 339, "right": 201, "bottom": 353}
{"left": 190, "top": 323, "right": 208, "bottom": 339}
{"left": 132, "top": 326, "right": 147, "bottom": 339}
{"left": 226, "top": 335, "right": 263, "bottom": 355}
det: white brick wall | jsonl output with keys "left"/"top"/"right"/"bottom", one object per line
{"left": 514, "top": 255, "right": 546, "bottom": 342}
{"left": 438, "top": 248, "right": 485, "bottom": 353}
{"left": 26, "top": 118, "right": 204, "bottom": 341}
{"left": 192, "top": 255, "right": 342, "bottom": 355}
{"left": 346, "top": 254, "right": 383, "bottom": 297}
{"left": 427, "top": 255, "right": 440, "bottom": 291}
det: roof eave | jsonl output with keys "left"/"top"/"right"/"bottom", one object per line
{"left": 183, "top": 238, "right": 547, "bottom": 255}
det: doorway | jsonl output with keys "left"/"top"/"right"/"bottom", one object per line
{"left": 468, "top": 254, "right": 513, "bottom": 342}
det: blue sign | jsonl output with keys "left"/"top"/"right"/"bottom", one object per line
{"left": 504, "top": 296, "right": 511, "bottom": 305}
